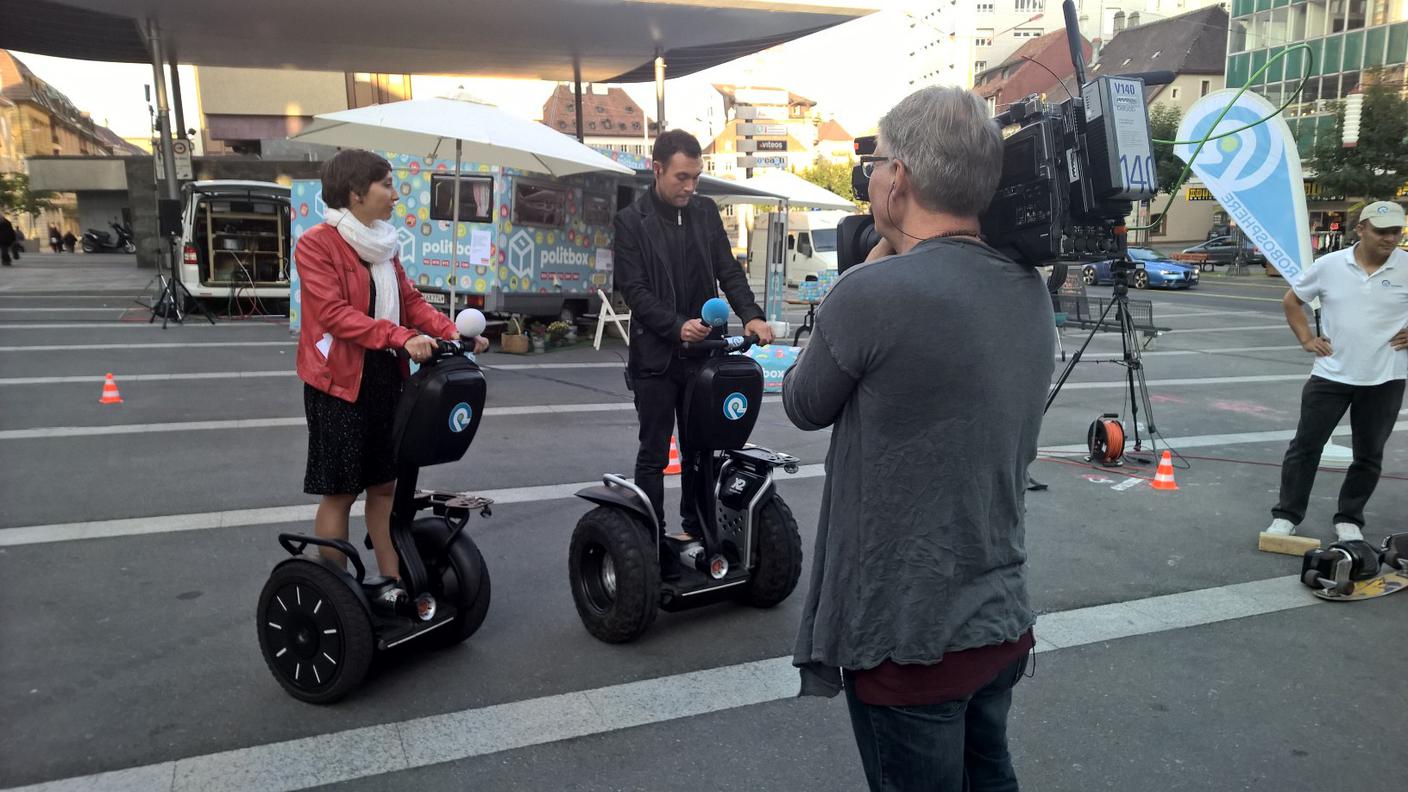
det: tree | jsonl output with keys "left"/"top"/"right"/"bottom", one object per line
{"left": 795, "top": 155, "right": 864, "bottom": 210}
{"left": 1147, "top": 103, "right": 1184, "bottom": 196}
{"left": 0, "top": 173, "right": 57, "bottom": 222}
{"left": 1306, "top": 78, "right": 1408, "bottom": 200}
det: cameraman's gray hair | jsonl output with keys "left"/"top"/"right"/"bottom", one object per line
{"left": 878, "top": 86, "right": 1002, "bottom": 217}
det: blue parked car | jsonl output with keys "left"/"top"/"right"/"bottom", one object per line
{"left": 1079, "top": 247, "right": 1199, "bottom": 289}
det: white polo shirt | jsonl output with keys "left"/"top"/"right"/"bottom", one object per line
{"left": 1292, "top": 245, "right": 1408, "bottom": 385}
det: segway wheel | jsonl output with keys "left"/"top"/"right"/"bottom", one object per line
{"left": 569, "top": 507, "right": 659, "bottom": 643}
{"left": 257, "top": 561, "right": 373, "bottom": 704}
{"left": 411, "top": 516, "right": 492, "bottom": 648}
{"left": 742, "top": 495, "right": 803, "bottom": 608}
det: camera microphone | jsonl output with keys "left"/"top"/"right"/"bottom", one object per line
{"left": 455, "top": 308, "right": 487, "bottom": 338}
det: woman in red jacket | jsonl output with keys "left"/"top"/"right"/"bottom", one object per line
{"left": 296, "top": 149, "right": 488, "bottom": 608}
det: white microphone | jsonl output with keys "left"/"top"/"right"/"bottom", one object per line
{"left": 455, "top": 308, "right": 487, "bottom": 339}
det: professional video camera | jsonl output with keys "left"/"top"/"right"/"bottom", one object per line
{"left": 837, "top": 0, "right": 1161, "bottom": 272}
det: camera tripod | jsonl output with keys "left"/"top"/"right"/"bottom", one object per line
{"left": 139, "top": 235, "right": 215, "bottom": 328}
{"left": 1046, "top": 258, "right": 1161, "bottom": 465}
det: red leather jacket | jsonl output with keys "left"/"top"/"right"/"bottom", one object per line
{"left": 295, "top": 224, "right": 456, "bottom": 402}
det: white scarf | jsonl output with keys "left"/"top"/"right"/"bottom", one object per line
{"left": 324, "top": 207, "right": 399, "bottom": 326}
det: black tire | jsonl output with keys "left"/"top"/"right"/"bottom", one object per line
{"left": 257, "top": 561, "right": 373, "bottom": 704}
{"left": 569, "top": 506, "right": 659, "bottom": 643}
{"left": 1199, "top": 261, "right": 1213, "bottom": 272}
{"left": 1133, "top": 270, "right": 1150, "bottom": 289}
{"left": 1301, "top": 569, "right": 1322, "bottom": 588}
{"left": 743, "top": 495, "right": 803, "bottom": 608}
{"left": 123, "top": 241, "right": 136, "bottom": 254}
{"left": 792, "top": 325, "right": 811, "bottom": 347}
{"left": 410, "top": 516, "right": 491, "bottom": 648}
{"left": 81, "top": 240, "right": 97, "bottom": 254}
{"left": 1081, "top": 266, "right": 1097, "bottom": 286}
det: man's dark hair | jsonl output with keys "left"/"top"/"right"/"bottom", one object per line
{"left": 652, "top": 129, "right": 702, "bottom": 165}
{"left": 320, "top": 149, "right": 392, "bottom": 210}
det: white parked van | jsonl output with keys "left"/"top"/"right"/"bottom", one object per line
{"left": 750, "top": 210, "right": 848, "bottom": 286}
{"left": 178, "top": 181, "right": 292, "bottom": 311}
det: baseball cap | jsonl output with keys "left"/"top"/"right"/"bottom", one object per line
{"left": 1359, "top": 201, "right": 1405, "bottom": 228}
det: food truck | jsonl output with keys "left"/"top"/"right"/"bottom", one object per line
{"left": 289, "top": 150, "right": 635, "bottom": 330}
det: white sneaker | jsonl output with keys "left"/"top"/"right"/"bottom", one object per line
{"left": 1334, "top": 522, "right": 1364, "bottom": 543}
{"left": 1265, "top": 518, "right": 1296, "bottom": 536}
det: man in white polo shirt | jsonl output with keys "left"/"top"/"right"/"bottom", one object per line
{"left": 1265, "top": 200, "right": 1408, "bottom": 543}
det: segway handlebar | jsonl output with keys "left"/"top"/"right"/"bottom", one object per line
{"left": 681, "top": 333, "right": 760, "bottom": 354}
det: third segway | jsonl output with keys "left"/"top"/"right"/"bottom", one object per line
{"left": 568, "top": 298, "right": 803, "bottom": 643}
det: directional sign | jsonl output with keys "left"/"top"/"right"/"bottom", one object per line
{"left": 736, "top": 123, "right": 788, "bottom": 137}
{"left": 735, "top": 106, "right": 787, "bottom": 122}
{"left": 738, "top": 156, "right": 787, "bottom": 169}
{"left": 755, "top": 139, "right": 787, "bottom": 152}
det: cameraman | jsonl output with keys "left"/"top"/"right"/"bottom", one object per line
{"left": 613, "top": 130, "right": 774, "bottom": 557}
{"left": 783, "top": 86, "right": 1054, "bottom": 791}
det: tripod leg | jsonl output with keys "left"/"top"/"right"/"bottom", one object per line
{"left": 1045, "top": 292, "right": 1121, "bottom": 414}
{"left": 1117, "top": 298, "right": 1158, "bottom": 459}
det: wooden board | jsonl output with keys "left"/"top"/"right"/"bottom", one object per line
{"left": 1258, "top": 532, "right": 1321, "bottom": 555}
{"left": 1313, "top": 570, "right": 1408, "bottom": 602}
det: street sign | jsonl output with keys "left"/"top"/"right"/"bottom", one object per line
{"left": 737, "top": 139, "right": 757, "bottom": 153}
{"left": 736, "top": 123, "right": 787, "bottom": 137}
{"left": 738, "top": 156, "right": 787, "bottom": 169}
{"left": 734, "top": 106, "right": 787, "bottom": 122}
{"left": 172, "top": 138, "right": 194, "bottom": 181}
{"left": 755, "top": 139, "right": 786, "bottom": 152}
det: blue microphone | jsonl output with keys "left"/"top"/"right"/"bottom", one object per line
{"left": 701, "top": 297, "right": 730, "bottom": 329}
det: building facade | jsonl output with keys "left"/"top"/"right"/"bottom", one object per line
{"left": 1226, "top": 0, "right": 1408, "bottom": 244}
{"left": 539, "top": 84, "right": 655, "bottom": 159}
{"left": 1, "top": 50, "right": 129, "bottom": 243}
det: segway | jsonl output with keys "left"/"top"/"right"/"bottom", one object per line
{"left": 568, "top": 298, "right": 803, "bottom": 643}
{"left": 1301, "top": 533, "right": 1408, "bottom": 599}
{"left": 257, "top": 310, "right": 493, "bottom": 704}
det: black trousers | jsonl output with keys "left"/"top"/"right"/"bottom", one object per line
{"left": 632, "top": 358, "right": 703, "bottom": 532}
{"left": 1273, "top": 376, "right": 1404, "bottom": 528}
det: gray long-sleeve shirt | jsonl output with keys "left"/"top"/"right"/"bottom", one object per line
{"left": 782, "top": 237, "right": 1055, "bottom": 697}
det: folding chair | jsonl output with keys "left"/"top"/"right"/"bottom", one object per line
{"left": 594, "top": 288, "right": 631, "bottom": 350}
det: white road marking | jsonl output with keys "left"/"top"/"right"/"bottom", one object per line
{"left": 0, "top": 575, "right": 1319, "bottom": 792}
{"left": 7, "top": 421, "right": 1405, "bottom": 548}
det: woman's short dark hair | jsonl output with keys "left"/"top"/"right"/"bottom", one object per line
{"left": 652, "top": 129, "right": 702, "bottom": 165}
{"left": 320, "top": 149, "right": 392, "bottom": 210}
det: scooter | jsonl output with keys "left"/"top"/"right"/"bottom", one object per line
{"left": 81, "top": 222, "right": 136, "bottom": 254}
{"left": 568, "top": 298, "right": 803, "bottom": 643}
{"left": 256, "top": 310, "right": 493, "bottom": 703}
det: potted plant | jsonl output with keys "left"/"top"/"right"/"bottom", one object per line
{"left": 528, "top": 321, "right": 548, "bottom": 353}
{"left": 500, "top": 315, "right": 530, "bottom": 354}
{"left": 546, "top": 320, "right": 573, "bottom": 348}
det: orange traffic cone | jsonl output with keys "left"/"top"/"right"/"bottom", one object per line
{"left": 98, "top": 373, "right": 123, "bottom": 404}
{"left": 663, "top": 435, "right": 682, "bottom": 475}
{"left": 1151, "top": 450, "right": 1178, "bottom": 491}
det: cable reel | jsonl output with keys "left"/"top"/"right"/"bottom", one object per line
{"left": 1087, "top": 414, "right": 1126, "bottom": 466}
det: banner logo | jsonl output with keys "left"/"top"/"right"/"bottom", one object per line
{"left": 1174, "top": 90, "right": 1311, "bottom": 284}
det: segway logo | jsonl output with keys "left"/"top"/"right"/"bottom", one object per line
{"left": 723, "top": 392, "right": 749, "bottom": 421}
{"left": 448, "top": 402, "right": 473, "bottom": 433}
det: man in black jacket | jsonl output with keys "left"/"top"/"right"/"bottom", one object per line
{"left": 613, "top": 130, "right": 775, "bottom": 548}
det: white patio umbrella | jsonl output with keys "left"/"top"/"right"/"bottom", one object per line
{"left": 717, "top": 169, "right": 856, "bottom": 211}
{"left": 292, "top": 92, "right": 634, "bottom": 313}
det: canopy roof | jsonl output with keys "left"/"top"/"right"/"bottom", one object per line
{"left": 3, "top": 0, "right": 875, "bottom": 82}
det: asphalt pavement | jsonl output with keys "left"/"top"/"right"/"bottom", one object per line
{"left": 1, "top": 254, "right": 1403, "bottom": 791}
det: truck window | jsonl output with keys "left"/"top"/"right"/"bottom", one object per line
{"left": 797, "top": 232, "right": 812, "bottom": 257}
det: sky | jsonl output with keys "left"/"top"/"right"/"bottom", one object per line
{"left": 6, "top": 8, "right": 909, "bottom": 151}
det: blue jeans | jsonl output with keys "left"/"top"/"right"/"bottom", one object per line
{"left": 844, "top": 653, "right": 1028, "bottom": 792}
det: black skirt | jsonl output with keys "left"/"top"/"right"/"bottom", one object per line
{"left": 303, "top": 349, "right": 404, "bottom": 495}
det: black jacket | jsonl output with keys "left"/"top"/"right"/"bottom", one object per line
{"left": 613, "top": 191, "right": 763, "bottom": 376}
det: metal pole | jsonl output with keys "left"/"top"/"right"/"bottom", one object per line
{"left": 654, "top": 51, "right": 666, "bottom": 132}
{"left": 146, "top": 19, "right": 179, "bottom": 200}
{"left": 573, "top": 61, "right": 585, "bottom": 144}
{"left": 168, "top": 43, "right": 188, "bottom": 140}
{"left": 450, "top": 138, "right": 461, "bottom": 319}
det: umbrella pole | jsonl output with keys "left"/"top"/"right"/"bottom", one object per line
{"left": 450, "top": 138, "right": 461, "bottom": 319}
